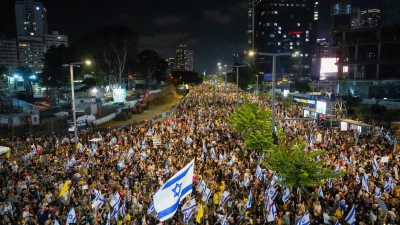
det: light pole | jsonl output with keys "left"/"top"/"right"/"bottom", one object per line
{"left": 231, "top": 64, "right": 247, "bottom": 106}
{"left": 63, "top": 60, "right": 91, "bottom": 146}
{"left": 249, "top": 51, "right": 291, "bottom": 135}
{"left": 256, "top": 74, "right": 259, "bottom": 94}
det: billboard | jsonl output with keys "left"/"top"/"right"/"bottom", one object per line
{"left": 316, "top": 101, "right": 327, "bottom": 114}
{"left": 320, "top": 58, "right": 348, "bottom": 80}
{"left": 113, "top": 89, "right": 126, "bottom": 103}
{"left": 264, "top": 73, "right": 272, "bottom": 81}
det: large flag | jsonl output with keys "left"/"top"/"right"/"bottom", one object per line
{"left": 196, "top": 203, "right": 204, "bottom": 224}
{"left": 297, "top": 211, "right": 310, "bottom": 225}
{"left": 117, "top": 160, "right": 125, "bottom": 170}
{"left": 110, "top": 191, "right": 121, "bottom": 208}
{"left": 266, "top": 203, "right": 277, "bottom": 222}
{"left": 59, "top": 181, "right": 69, "bottom": 197}
{"left": 244, "top": 190, "right": 252, "bottom": 209}
{"left": 147, "top": 201, "right": 155, "bottom": 215}
{"left": 196, "top": 180, "right": 206, "bottom": 194}
{"left": 345, "top": 205, "right": 356, "bottom": 225}
{"left": 111, "top": 205, "right": 119, "bottom": 219}
{"left": 66, "top": 206, "right": 77, "bottom": 224}
{"left": 153, "top": 159, "right": 195, "bottom": 221}
{"left": 219, "top": 189, "right": 231, "bottom": 206}
{"left": 362, "top": 173, "right": 369, "bottom": 193}
{"left": 282, "top": 186, "right": 290, "bottom": 203}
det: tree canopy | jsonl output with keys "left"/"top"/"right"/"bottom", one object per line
{"left": 41, "top": 44, "right": 70, "bottom": 88}
{"left": 137, "top": 49, "right": 160, "bottom": 80}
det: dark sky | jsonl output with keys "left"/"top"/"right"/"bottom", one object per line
{"left": 1, "top": 0, "right": 382, "bottom": 74}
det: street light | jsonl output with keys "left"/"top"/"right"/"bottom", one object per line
{"left": 248, "top": 51, "right": 291, "bottom": 136}
{"left": 231, "top": 64, "right": 247, "bottom": 106}
{"left": 255, "top": 74, "right": 258, "bottom": 94}
{"left": 63, "top": 61, "right": 91, "bottom": 147}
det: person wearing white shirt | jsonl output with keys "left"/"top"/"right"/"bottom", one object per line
{"left": 323, "top": 210, "right": 331, "bottom": 225}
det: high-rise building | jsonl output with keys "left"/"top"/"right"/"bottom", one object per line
{"left": 247, "top": 0, "right": 255, "bottom": 50}
{"left": 45, "top": 31, "right": 69, "bottom": 50}
{"left": 166, "top": 58, "right": 175, "bottom": 75}
{"left": 15, "top": 0, "right": 48, "bottom": 73}
{"left": 315, "top": 38, "right": 331, "bottom": 58}
{"left": 253, "top": 0, "right": 318, "bottom": 78}
{"left": 331, "top": 0, "right": 351, "bottom": 30}
{"left": 175, "top": 44, "right": 194, "bottom": 72}
{"left": 0, "top": 37, "right": 19, "bottom": 72}
{"left": 186, "top": 50, "right": 193, "bottom": 71}
{"left": 381, "top": 0, "right": 400, "bottom": 26}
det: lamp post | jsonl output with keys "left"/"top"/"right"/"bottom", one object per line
{"left": 249, "top": 51, "right": 291, "bottom": 135}
{"left": 256, "top": 74, "right": 259, "bottom": 94}
{"left": 231, "top": 64, "right": 247, "bottom": 106}
{"left": 63, "top": 60, "right": 91, "bottom": 146}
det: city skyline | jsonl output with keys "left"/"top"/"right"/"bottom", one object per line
{"left": 1, "top": 0, "right": 383, "bottom": 74}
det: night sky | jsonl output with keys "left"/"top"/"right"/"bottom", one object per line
{"left": 1, "top": 0, "right": 382, "bottom": 74}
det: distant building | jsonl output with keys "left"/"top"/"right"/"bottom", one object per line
{"left": 331, "top": 0, "right": 352, "bottom": 30}
{"left": 175, "top": 44, "right": 194, "bottom": 72}
{"left": 45, "top": 31, "right": 68, "bottom": 50}
{"left": 233, "top": 53, "right": 244, "bottom": 65}
{"left": 315, "top": 38, "right": 331, "bottom": 58}
{"left": 166, "top": 58, "right": 175, "bottom": 75}
{"left": 0, "top": 38, "right": 19, "bottom": 72}
{"left": 381, "top": 0, "right": 400, "bottom": 27}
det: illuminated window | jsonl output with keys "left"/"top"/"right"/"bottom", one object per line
{"left": 283, "top": 34, "right": 286, "bottom": 38}
{"left": 296, "top": 34, "right": 300, "bottom": 38}
{"left": 306, "top": 38, "right": 309, "bottom": 42}
{"left": 270, "top": 34, "right": 275, "bottom": 38}
{"left": 296, "top": 42, "right": 300, "bottom": 45}
{"left": 300, "top": 54, "right": 303, "bottom": 57}
{"left": 30, "top": 32, "right": 34, "bottom": 36}
{"left": 278, "top": 31, "right": 281, "bottom": 34}
{"left": 266, "top": 23, "right": 271, "bottom": 26}
{"left": 290, "top": 42, "right": 293, "bottom": 45}
{"left": 290, "top": 46, "right": 293, "bottom": 49}
{"left": 297, "top": 23, "right": 300, "bottom": 26}
{"left": 278, "top": 42, "right": 281, "bottom": 45}
{"left": 305, "top": 54, "right": 308, "bottom": 57}
{"left": 274, "top": 23, "right": 277, "bottom": 26}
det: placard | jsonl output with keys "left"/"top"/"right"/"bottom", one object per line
{"left": 380, "top": 156, "right": 389, "bottom": 163}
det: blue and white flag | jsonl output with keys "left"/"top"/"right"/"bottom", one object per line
{"left": 334, "top": 221, "right": 340, "bottom": 225}
{"left": 232, "top": 170, "right": 238, "bottom": 180}
{"left": 356, "top": 174, "right": 360, "bottom": 185}
{"left": 165, "top": 162, "right": 169, "bottom": 177}
{"left": 70, "top": 137, "right": 77, "bottom": 143}
{"left": 243, "top": 176, "right": 250, "bottom": 187}
{"left": 256, "top": 165, "right": 263, "bottom": 180}
{"left": 153, "top": 159, "right": 195, "bottom": 222}
{"left": 55, "top": 140, "right": 59, "bottom": 148}
{"left": 219, "top": 153, "right": 225, "bottom": 162}
{"left": 266, "top": 203, "right": 277, "bottom": 222}
{"left": 244, "top": 190, "right": 252, "bottom": 209}
{"left": 111, "top": 205, "right": 119, "bottom": 219}
{"left": 384, "top": 177, "right": 393, "bottom": 192}
{"left": 203, "top": 145, "right": 207, "bottom": 153}
{"left": 362, "top": 173, "right": 369, "bottom": 193}
{"left": 196, "top": 180, "right": 206, "bottom": 194}
{"left": 109, "top": 137, "right": 117, "bottom": 146}
{"left": 66, "top": 206, "right": 77, "bottom": 224}
{"left": 257, "top": 153, "right": 265, "bottom": 164}
{"left": 202, "top": 188, "right": 212, "bottom": 202}
{"left": 385, "top": 133, "right": 391, "bottom": 142}
{"left": 185, "top": 136, "right": 193, "bottom": 145}
{"left": 147, "top": 201, "right": 155, "bottom": 215}
{"left": 110, "top": 191, "right": 121, "bottom": 208}
{"left": 85, "top": 158, "right": 90, "bottom": 169}
{"left": 340, "top": 153, "right": 348, "bottom": 164}
{"left": 141, "top": 151, "right": 147, "bottom": 160}
{"left": 229, "top": 154, "right": 235, "bottom": 165}
{"left": 25, "top": 176, "right": 31, "bottom": 185}
{"left": 106, "top": 211, "right": 111, "bottom": 225}
{"left": 334, "top": 164, "right": 341, "bottom": 173}
{"left": 117, "top": 160, "right": 125, "bottom": 170}
{"left": 120, "top": 200, "right": 126, "bottom": 218}
{"left": 373, "top": 157, "right": 379, "bottom": 178}
{"left": 345, "top": 205, "right": 356, "bottom": 225}
{"left": 127, "top": 148, "right": 135, "bottom": 159}
{"left": 210, "top": 148, "right": 216, "bottom": 160}
{"left": 68, "top": 157, "right": 76, "bottom": 168}
{"left": 37, "top": 189, "right": 41, "bottom": 200}
{"left": 31, "top": 145, "right": 37, "bottom": 155}
{"left": 318, "top": 186, "right": 324, "bottom": 199}
{"left": 91, "top": 148, "right": 96, "bottom": 156}
{"left": 265, "top": 186, "right": 277, "bottom": 210}
{"left": 219, "top": 189, "right": 231, "bottom": 206}
{"left": 374, "top": 185, "right": 382, "bottom": 197}
{"left": 328, "top": 178, "right": 333, "bottom": 188}
{"left": 200, "top": 152, "right": 205, "bottom": 162}
{"left": 297, "top": 211, "right": 310, "bottom": 225}
{"left": 282, "top": 186, "right": 290, "bottom": 203}
{"left": 181, "top": 196, "right": 196, "bottom": 223}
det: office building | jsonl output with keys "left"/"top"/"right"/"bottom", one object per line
{"left": 381, "top": 0, "right": 400, "bottom": 27}
{"left": 0, "top": 38, "right": 19, "bottom": 72}
{"left": 331, "top": 0, "right": 351, "bottom": 30}
{"left": 252, "top": 0, "right": 318, "bottom": 78}
{"left": 166, "top": 58, "right": 175, "bottom": 75}
{"left": 175, "top": 44, "right": 194, "bottom": 72}
{"left": 45, "top": 31, "right": 68, "bottom": 50}
{"left": 315, "top": 38, "right": 331, "bottom": 58}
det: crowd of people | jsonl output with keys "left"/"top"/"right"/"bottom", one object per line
{"left": 0, "top": 84, "right": 399, "bottom": 225}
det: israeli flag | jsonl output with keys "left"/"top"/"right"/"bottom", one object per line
{"left": 232, "top": 171, "right": 238, "bottom": 180}
{"left": 219, "top": 189, "right": 231, "bottom": 206}
{"left": 362, "top": 173, "right": 369, "bottom": 193}
{"left": 334, "top": 222, "right": 340, "bottom": 225}
{"left": 384, "top": 177, "right": 393, "bottom": 192}
{"left": 244, "top": 190, "right": 252, "bottom": 209}
{"left": 257, "top": 153, "right": 265, "bottom": 164}
{"left": 355, "top": 174, "right": 360, "bottom": 185}
{"left": 165, "top": 162, "right": 169, "bottom": 177}
{"left": 340, "top": 153, "right": 348, "bottom": 164}
{"left": 85, "top": 158, "right": 90, "bottom": 169}
{"left": 182, "top": 196, "right": 197, "bottom": 213}
{"left": 110, "top": 191, "right": 121, "bottom": 208}
{"left": 109, "top": 137, "right": 116, "bottom": 146}
{"left": 25, "top": 176, "right": 31, "bottom": 185}
{"left": 373, "top": 158, "right": 379, "bottom": 178}
{"left": 318, "top": 186, "right": 324, "bottom": 199}
{"left": 385, "top": 133, "right": 391, "bottom": 142}
{"left": 256, "top": 165, "right": 263, "bottom": 180}
{"left": 345, "top": 205, "right": 356, "bottom": 225}
{"left": 117, "top": 160, "right": 125, "bottom": 170}
{"left": 106, "top": 211, "right": 111, "bottom": 225}
{"left": 196, "top": 180, "right": 206, "bottom": 194}
{"left": 374, "top": 185, "right": 382, "bottom": 197}
{"left": 297, "top": 211, "right": 310, "bottom": 225}
{"left": 185, "top": 136, "right": 193, "bottom": 145}
{"left": 229, "top": 154, "right": 235, "bottom": 165}
{"left": 127, "top": 148, "right": 135, "bottom": 159}
{"left": 141, "top": 151, "right": 147, "bottom": 160}
{"left": 120, "top": 200, "right": 126, "bottom": 218}
{"left": 91, "top": 148, "right": 96, "bottom": 156}
{"left": 141, "top": 139, "right": 146, "bottom": 148}
{"left": 243, "top": 177, "right": 250, "bottom": 187}
{"left": 334, "top": 164, "right": 341, "bottom": 173}
{"left": 55, "top": 140, "right": 59, "bottom": 148}
{"left": 147, "top": 201, "right": 155, "bottom": 215}
{"left": 210, "top": 148, "right": 216, "bottom": 160}
{"left": 68, "top": 157, "right": 76, "bottom": 167}
{"left": 153, "top": 159, "right": 195, "bottom": 222}
{"left": 219, "top": 153, "right": 225, "bottom": 162}
{"left": 111, "top": 205, "right": 119, "bottom": 219}
{"left": 66, "top": 206, "right": 77, "bottom": 224}
{"left": 31, "top": 145, "right": 37, "bottom": 155}
{"left": 200, "top": 152, "right": 205, "bottom": 162}
{"left": 61, "top": 137, "right": 66, "bottom": 145}
{"left": 70, "top": 137, "right": 77, "bottom": 143}
{"left": 203, "top": 145, "right": 207, "bottom": 153}
{"left": 266, "top": 203, "right": 277, "bottom": 222}
{"left": 202, "top": 188, "right": 212, "bottom": 202}
{"left": 328, "top": 179, "right": 333, "bottom": 188}
{"left": 282, "top": 186, "right": 290, "bottom": 203}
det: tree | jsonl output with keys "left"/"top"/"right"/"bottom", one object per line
{"left": 72, "top": 25, "right": 139, "bottom": 85}
{"left": 137, "top": 49, "right": 160, "bottom": 80}
{"left": 41, "top": 45, "right": 70, "bottom": 88}
{"left": 342, "top": 91, "right": 362, "bottom": 109}
{"left": 293, "top": 81, "right": 314, "bottom": 93}
{"left": 228, "top": 98, "right": 273, "bottom": 151}
{"left": 265, "top": 129, "right": 344, "bottom": 195}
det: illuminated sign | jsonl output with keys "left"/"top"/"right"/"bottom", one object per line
{"left": 293, "top": 98, "right": 315, "bottom": 104}
{"left": 264, "top": 73, "right": 272, "bottom": 81}
{"left": 113, "top": 89, "right": 126, "bottom": 103}
{"left": 316, "top": 101, "right": 327, "bottom": 114}
{"left": 340, "top": 122, "right": 348, "bottom": 131}
{"left": 287, "top": 31, "right": 303, "bottom": 35}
